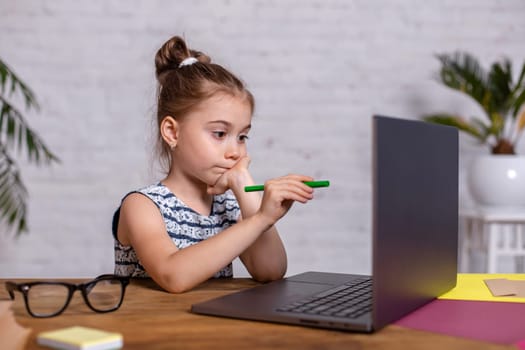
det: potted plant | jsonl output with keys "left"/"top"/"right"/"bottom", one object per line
{"left": 423, "top": 52, "right": 525, "bottom": 207}
{"left": 0, "top": 58, "right": 59, "bottom": 235}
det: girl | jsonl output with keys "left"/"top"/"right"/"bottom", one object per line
{"left": 112, "top": 35, "right": 315, "bottom": 293}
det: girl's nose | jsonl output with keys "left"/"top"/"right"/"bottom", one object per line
{"left": 225, "top": 142, "right": 241, "bottom": 160}
{"left": 225, "top": 149, "right": 240, "bottom": 160}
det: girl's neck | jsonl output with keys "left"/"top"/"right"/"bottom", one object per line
{"left": 161, "top": 172, "right": 214, "bottom": 216}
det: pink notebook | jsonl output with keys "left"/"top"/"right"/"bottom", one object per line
{"left": 395, "top": 299, "right": 525, "bottom": 346}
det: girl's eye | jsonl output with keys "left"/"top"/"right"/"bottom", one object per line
{"left": 213, "top": 131, "right": 226, "bottom": 139}
{"left": 238, "top": 135, "right": 249, "bottom": 142}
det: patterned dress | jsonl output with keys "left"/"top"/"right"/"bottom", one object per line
{"left": 112, "top": 183, "right": 240, "bottom": 278}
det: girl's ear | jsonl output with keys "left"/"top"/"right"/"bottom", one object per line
{"left": 160, "top": 116, "right": 179, "bottom": 150}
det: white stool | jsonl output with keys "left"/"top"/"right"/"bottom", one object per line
{"left": 459, "top": 207, "right": 525, "bottom": 273}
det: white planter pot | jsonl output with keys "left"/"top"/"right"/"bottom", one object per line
{"left": 468, "top": 155, "right": 525, "bottom": 207}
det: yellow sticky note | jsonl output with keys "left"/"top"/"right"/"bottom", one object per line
{"left": 37, "top": 326, "right": 123, "bottom": 350}
{"left": 439, "top": 273, "right": 525, "bottom": 303}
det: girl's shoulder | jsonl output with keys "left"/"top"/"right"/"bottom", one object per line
{"left": 122, "top": 184, "right": 239, "bottom": 216}
{"left": 137, "top": 182, "right": 172, "bottom": 197}
{"left": 119, "top": 182, "right": 177, "bottom": 209}
{"left": 135, "top": 182, "right": 180, "bottom": 207}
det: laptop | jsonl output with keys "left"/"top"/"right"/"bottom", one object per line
{"left": 191, "top": 115, "right": 458, "bottom": 332}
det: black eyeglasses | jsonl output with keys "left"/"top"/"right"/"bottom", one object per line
{"left": 5, "top": 274, "right": 130, "bottom": 318}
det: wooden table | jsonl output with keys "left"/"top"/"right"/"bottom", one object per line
{"left": 0, "top": 278, "right": 514, "bottom": 349}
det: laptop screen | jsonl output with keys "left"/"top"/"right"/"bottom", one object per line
{"left": 372, "top": 115, "right": 458, "bottom": 329}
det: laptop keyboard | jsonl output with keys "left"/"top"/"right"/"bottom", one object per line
{"left": 276, "top": 277, "right": 372, "bottom": 319}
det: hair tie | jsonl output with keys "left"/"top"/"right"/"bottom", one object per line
{"left": 179, "top": 57, "right": 198, "bottom": 68}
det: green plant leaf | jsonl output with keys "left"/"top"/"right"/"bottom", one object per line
{"left": 512, "top": 89, "right": 525, "bottom": 118}
{"left": 513, "top": 59, "right": 525, "bottom": 94}
{"left": 0, "top": 59, "right": 39, "bottom": 111}
{"left": 0, "top": 57, "right": 58, "bottom": 236}
{"left": 487, "top": 112, "right": 506, "bottom": 138}
{"left": 0, "top": 145, "right": 27, "bottom": 235}
{"left": 469, "top": 117, "right": 492, "bottom": 143}
{"left": 423, "top": 114, "right": 485, "bottom": 140}
{"left": 510, "top": 60, "right": 525, "bottom": 117}
{"left": 436, "top": 52, "right": 491, "bottom": 118}
{"left": 487, "top": 59, "right": 513, "bottom": 115}
{"left": 425, "top": 52, "right": 525, "bottom": 154}
{"left": 0, "top": 96, "right": 58, "bottom": 165}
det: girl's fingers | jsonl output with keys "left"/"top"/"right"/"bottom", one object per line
{"left": 265, "top": 178, "right": 314, "bottom": 198}
{"left": 265, "top": 186, "right": 314, "bottom": 204}
{"left": 258, "top": 174, "right": 318, "bottom": 223}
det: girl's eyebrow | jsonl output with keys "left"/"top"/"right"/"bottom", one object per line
{"left": 208, "top": 120, "right": 251, "bottom": 131}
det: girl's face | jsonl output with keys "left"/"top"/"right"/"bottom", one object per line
{"left": 172, "top": 93, "right": 252, "bottom": 186}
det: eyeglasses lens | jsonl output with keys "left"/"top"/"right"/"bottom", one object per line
{"left": 86, "top": 279, "right": 123, "bottom": 311}
{"left": 27, "top": 284, "right": 69, "bottom": 317}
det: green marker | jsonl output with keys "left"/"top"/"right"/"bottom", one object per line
{"left": 244, "top": 180, "right": 330, "bottom": 192}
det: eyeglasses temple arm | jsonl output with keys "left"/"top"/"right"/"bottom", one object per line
{"left": 5, "top": 282, "right": 17, "bottom": 299}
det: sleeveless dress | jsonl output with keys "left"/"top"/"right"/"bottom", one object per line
{"left": 112, "top": 182, "right": 240, "bottom": 278}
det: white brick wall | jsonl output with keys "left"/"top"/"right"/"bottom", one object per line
{"left": 1, "top": 0, "right": 524, "bottom": 278}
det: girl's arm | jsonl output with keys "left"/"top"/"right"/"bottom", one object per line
{"left": 117, "top": 175, "right": 313, "bottom": 293}
{"left": 207, "top": 157, "right": 314, "bottom": 281}
{"left": 229, "top": 173, "right": 312, "bottom": 282}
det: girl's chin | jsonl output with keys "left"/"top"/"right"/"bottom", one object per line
{"left": 205, "top": 176, "right": 222, "bottom": 187}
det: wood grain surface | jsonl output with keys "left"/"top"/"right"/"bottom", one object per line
{"left": 0, "top": 278, "right": 514, "bottom": 350}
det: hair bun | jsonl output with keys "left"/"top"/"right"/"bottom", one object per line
{"left": 155, "top": 36, "right": 211, "bottom": 83}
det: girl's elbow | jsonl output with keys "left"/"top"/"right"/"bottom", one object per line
{"left": 164, "top": 282, "right": 190, "bottom": 294}
{"left": 156, "top": 273, "right": 192, "bottom": 294}
{"left": 266, "top": 272, "right": 286, "bottom": 282}
{"left": 252, "top": 267, "right": 286, "bottom": 282}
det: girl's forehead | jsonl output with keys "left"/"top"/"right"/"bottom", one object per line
{"left": 187, "top": 93, "right": 253, "bottom": 124}
{"left": 202, "top": 92, "right": 251, "bottom": 109}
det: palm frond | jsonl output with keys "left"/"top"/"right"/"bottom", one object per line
{"left": 487, "top": 59, "right": 513, "bottom": 114}
{"left": 512, "top": 88, "right": 525, "bottom": 118}
{"left": 511, "top": 60, "right": 525, "bottom": 117}
{"left": 470, "top": 117, "right": 493, "bottom": 143}
{"left": 0, "top": 59, "right": 39, "bottom": 110}
{"left": 513, "top": 107, "right": 525, "bottom": 145}
{"left": 0, "top": 96, "right": 58, "bottom": 164}
{"left": 426, "top": 52, "right": 525, "bottom": 154}
{"left": 513, "top": 59, "right": 525, "bottom": 94}
{"left": 423, "top": 114, "right": 485, "bottom": 141}
{"left": 436, "top": 52, "right": 491, "bottom": 117}
{"left": 0, "top": 57, "right": 59, "bottom": 236}
{"left": 0, "top": 144, "right": 27, "bottom": 235}
{"left": 487, "top": 111, "right": 506, "bottom": 139}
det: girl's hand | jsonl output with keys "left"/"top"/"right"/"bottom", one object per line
{"left": 257, "top": 174, "right": 315, "bottom": 225}
{"left": 207, "top": 156, "right": 252, "bottom": 195}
